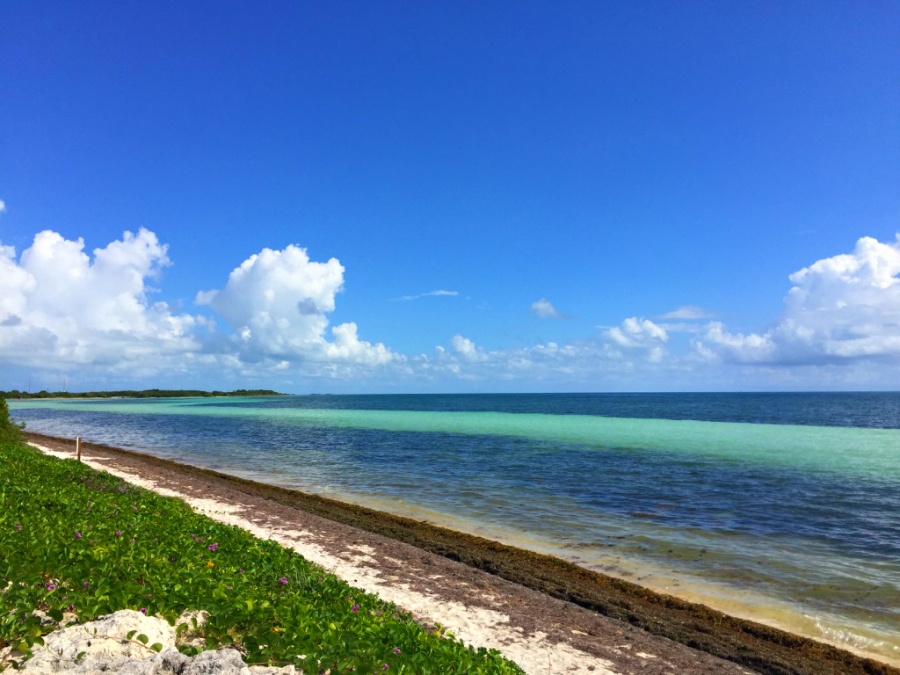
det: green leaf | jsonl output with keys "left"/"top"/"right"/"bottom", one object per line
{"left": 126, "top": 630, "right": 137, "bottom": 640}
{"left": 136, "top": 633, "right": 149, "bottom": 645}
{"left": 150, "top": 643, "right": 163, "bottom": 652}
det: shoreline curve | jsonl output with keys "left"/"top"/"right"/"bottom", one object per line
{"left": 25, "top": 431, "right": 898, "bottom": 675}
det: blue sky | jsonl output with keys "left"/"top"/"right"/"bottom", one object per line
{"left": 1, "top": 2, "right": 899, "bottom": 393}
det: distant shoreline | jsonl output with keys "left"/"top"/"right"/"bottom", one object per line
{"left": 0, "top": 389, "right": 284, "bottom": 400}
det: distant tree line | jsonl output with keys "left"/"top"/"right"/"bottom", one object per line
{"left": 0, "top": 389, "right": 284, "bottom": 399}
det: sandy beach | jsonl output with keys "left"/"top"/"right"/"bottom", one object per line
{"left": 25, "top": 432, "right": 898, "bottom": 675}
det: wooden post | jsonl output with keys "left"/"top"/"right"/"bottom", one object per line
{"left": 76, "top": 436, "right": 82, "bottom": 462}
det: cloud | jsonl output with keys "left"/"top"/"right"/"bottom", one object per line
{"left": 658, "top": 305, "right": 716, "bottom": 320}
{"left": 0, "top": 229, "right": 201, "bottom": 369}
{"left": 603, "top": 317, "right": 668, "bottom": 363}
{"left": 197, "top": 244, "right": 396, "bottom": 368}
{"left": 0, "top": 200, "right": 6, "bottom": 213}
{"left": 6, "top": 227, "right": 900, "bottom": 391}
{"left": 530, "top": 298, "right": 562, "bottom": 319}
{"left": 325, "top": 322, "right": 394, "bottom": 365}
{"left": 449, "top": 334, "right": 488, "bottom": 362}
{"left": 417, "top": 321, "right": 676, "bottom": 386}
{"left": 0, "top": 231, "right": 397, "bottom": 383}
{"left": 697, "top": 235, "right": 900, "bottom": 364}
{"left": 394, "top": 289, "right": 459, "bottom": 302}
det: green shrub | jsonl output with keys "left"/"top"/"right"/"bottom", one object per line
{"left": 0, "top": 443, "right": 523, "bottom": 673}
{"left": 0, "top": 398, "right": 22, "bottom": 443}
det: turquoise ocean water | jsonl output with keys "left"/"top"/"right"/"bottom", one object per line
{"left": 9, "top": 393, "right": 900, "bottom": 664}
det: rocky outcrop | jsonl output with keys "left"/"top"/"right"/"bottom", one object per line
{"left": 9, "top": 610, "right": 297, "bottom": 674}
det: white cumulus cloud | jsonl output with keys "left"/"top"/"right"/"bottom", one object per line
{"left": 698, "top": 235, "right": 900, "bottom": 364}
{"left": 530, "top": 298, "right": 562, "bottom": 319}
{"left": 7, "top": 225, "right": 900, "bottom": 391}
{"left": 197, "top": 244, "right": 396, "bottom": 368}
{"left": 449, "top": 334, "right": 487, "bottom": 362}
{"left": 0, "top": 229, "right": 201, "bottom": 369}
{"left": 603, "top": 317, "right": 668, "bottom": 363}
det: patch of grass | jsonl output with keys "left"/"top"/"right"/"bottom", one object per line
{"left": 0, "top": 441, "right": 523, "bottom": 674}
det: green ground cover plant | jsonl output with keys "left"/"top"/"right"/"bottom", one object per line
{"left": 0, "top": 399, "right": 21, "bottom": 444}
{"left": 0, "top": 429, "right": 522, "bottom": 672}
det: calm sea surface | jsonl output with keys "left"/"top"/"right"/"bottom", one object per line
{"left": 9, "top": 393, "right": 900, "bottom": 663}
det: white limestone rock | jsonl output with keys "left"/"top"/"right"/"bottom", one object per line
{"left": 20, "top": 609, "right": 174, "bottom": 672}
{"left": 14, "top": 610, "right": 297, "bottom": 674}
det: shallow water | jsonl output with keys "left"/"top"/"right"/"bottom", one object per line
{"left": 10, "top": 393, "right": 900, "bottom": 663}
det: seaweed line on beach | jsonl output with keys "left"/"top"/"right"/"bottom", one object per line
{"left": 25, "top": 432, "right": 898, "bottom": 675}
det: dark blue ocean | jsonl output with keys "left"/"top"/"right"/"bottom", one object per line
{"left": 10, "top": 392, "right": 900, "bottom": 663}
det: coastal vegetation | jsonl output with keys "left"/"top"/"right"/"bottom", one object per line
{"left": 0, "top": 403, "right": 521, "bottom": 673}
{"left": 0, "top": 399, "right": 22, "bottom": 444}
{"left": 0, "top": 389, "right": 282, "bottom": 400}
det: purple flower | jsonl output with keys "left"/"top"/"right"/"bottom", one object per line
{"left": 15, "top": 524, "right": 21, "bottom": 531}
{"left": 226, "top": 585, "right": 232, "bottom": 590}
{"left": 279, "top": 577, "right": 289, "bottom": 585}
{"left": 115, "top": 531, "right": 122, "bottom": 537}
{"left": 130, "top": 538, "right": 135, "bottom": 543}
{"left": 382, "top": 665, "right": 390, "bottom": 671}
{"left": 82, "top": 582, "right": 89, "bottom": 588}
{"left": 139, "top": 607, "right": 146, "bottom": 614}
{"left": 67, "top": 604, "right": 74, "bottom": 611}
{"left": 351, "top": 604, "right": 360, "bottom": 613}
{"left": 46, "top": 583, "right": 56, "bottom": 591}
{"left": 238, "top": 568, "right": 244, "bottom": 574}
{"left": 393, "top": 648, "right": 401, "bottom": 654}
{"left": 207, "top": 543, "right": 218, "bottom": 552}
{"left": 75, "top": 531, "right": 82, "bottom": 539}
